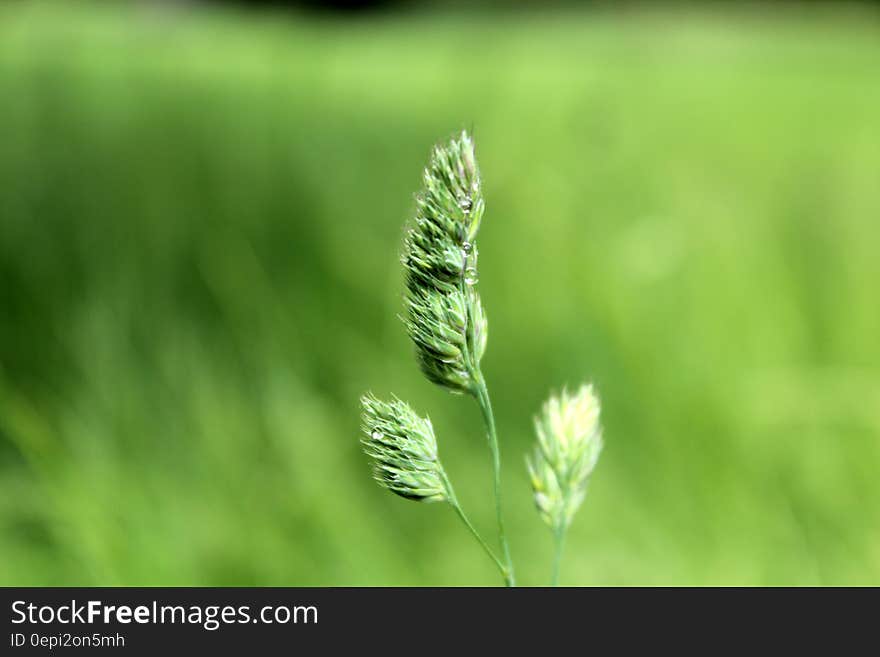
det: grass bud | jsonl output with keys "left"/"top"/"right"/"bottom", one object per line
{"left": 527, "top": 384, "right": 603, "bottom": 531}
{"left": 360, "top": 394, "right": 451, "bottom": 503}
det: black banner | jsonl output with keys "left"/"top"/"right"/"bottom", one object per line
{"left": 1, "top": 587, "right": 874, "bottom": 652}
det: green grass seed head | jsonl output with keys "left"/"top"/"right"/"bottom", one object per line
{"left": 528, "top": 384, "right": 604, "bottom": 531}
{"left": 360, "top": 393, "right": 450, "bottom": 503}
{"left": 402, "top": 131, "right": 488, "bottom": 395}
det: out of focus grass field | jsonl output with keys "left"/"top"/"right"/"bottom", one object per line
{"left": 1, "top": 2, "right": 879, "bottom": 585}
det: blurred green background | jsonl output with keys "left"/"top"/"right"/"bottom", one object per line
{"left": 1, "top": 1, "right": 879, "bottom": 586}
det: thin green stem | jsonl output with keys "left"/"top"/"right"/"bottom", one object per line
{"left": 452, "top": 503, "right": 507, "bottom": 578}
{"left": 441, "top": 471, "right": 509, "bottom": 581}
{"left": 473, "top": 372, "right": 515, "bottom": 587}
{"left": 458, "top": 237, "right": 513, "bottom": 585}
{"left": 552, "top": 524, "right": 567, "bottom": 586}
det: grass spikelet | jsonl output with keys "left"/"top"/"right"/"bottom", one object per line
{"left": 402, "top": 131, "right": 487, "bottom": 394}
{"left": 360, "top": 394, "right": 450, "bottom": 503}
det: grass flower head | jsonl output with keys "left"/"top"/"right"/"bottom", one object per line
{"left": 528, "top": 384, "right": 604, "bottom": 531}
{"left": 402, "top": 131, "right": 488, "bottom": 394}
{"left": 360, "top": 394, "right": 450, "bottom": 503}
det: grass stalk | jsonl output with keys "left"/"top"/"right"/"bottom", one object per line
{"left": 473, "top": 372, "right": 515, "bottom": 587}
{"left": 551, "top": 524, "right": 566, "bottom": 586}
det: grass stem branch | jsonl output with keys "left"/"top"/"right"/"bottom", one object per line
{"left": 473, "top": 372, "right": 515, "bottom": 587}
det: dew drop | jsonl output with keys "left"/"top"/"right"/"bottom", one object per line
{"left": 464, "top": 268, "right": 478, "bottom": 286}
{"left": 458, "top": 196, "right": 472, "bottom": 213}
{"left": 371, "top": 430, "right": 383, "bottom": 441}
{"left": 461, "top": 241, "right": 472, "bottom": 255}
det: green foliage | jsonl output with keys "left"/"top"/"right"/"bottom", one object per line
{"left": 1, "top": 2, "right": 879, "bottom": 585}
